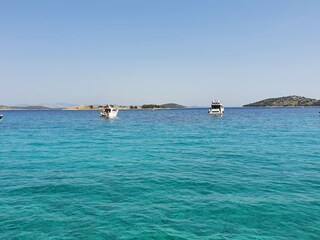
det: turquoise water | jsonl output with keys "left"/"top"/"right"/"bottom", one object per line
{"left": 1, "top": 108, "right": 320, "bottom": 239}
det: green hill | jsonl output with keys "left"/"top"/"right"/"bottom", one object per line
{"left": 160, "top": 103, "right": 185, "bottom": 108}
{"left": 243, "top": 96, "right": 320, "bottom": 107}
{"left": 141, "top": 103, "right": 185, "bottom": 109}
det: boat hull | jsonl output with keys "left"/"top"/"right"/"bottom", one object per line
{"left": 208, "top": 108, "right": 224, "bottom": 115}
{"left": 100, "top": 110, "right": 118, "bottom": 119}
{"left": 208, "top": 111, "right": 224, "bottom": 115}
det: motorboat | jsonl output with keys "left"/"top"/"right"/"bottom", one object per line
{"left": 208, "top": 100, "right": 224, "bottom": 115}
{"left": 100, "top": 105, "right": 118, "bottom": 119}
{"left": 0, "top": 115, "right": 3, "bottom": 121}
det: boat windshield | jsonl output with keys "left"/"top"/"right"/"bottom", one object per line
{"left": 211, "top": 105, "right": 221, "bottom": 109}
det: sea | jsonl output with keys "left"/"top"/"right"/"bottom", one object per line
{"left": 0, "top": 108, "right": 320, "bottom": 239}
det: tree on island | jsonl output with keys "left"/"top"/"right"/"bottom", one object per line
{"left": 142, "top": 104, "right": 163, "bottom": 109}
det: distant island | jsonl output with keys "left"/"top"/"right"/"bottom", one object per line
{"left": 243, "top": 96, "right": 320, "bottom": 107}
{"left": 65, "top": 103, "right": 185, "bottom": 110}
{"left": 0, "top": 103, "right": 186, "bottom": 111}
{"left": 0, "top": 105, "right": 60, "bottom": 110}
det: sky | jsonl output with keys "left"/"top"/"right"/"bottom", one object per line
{"left": 1, "top": 0, "right": 320, "bottom": 107}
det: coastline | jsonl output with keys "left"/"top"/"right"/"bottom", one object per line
{"left": 1, "top": 103, "right": 186, "bottom": 111}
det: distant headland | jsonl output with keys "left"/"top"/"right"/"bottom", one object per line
{"left": 243, "top": 96, "right": 320, "bottom": 107}
{"left": 64, "top": 103, "right": 185, "bottom": 110}
{"left": 0, "top": 103, "right": 186, "bottom": 110}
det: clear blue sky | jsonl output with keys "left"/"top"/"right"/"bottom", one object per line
{"left": 1, "top": 0, "right": 320, "bottom": 107}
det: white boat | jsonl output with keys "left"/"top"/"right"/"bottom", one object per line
{"left": 100, "top": 105, "right": 118, "bottom": 119}
{"left": 208, "top": 100, "right": 224, "bottom": 115}
{"left": 0, "top": 115, "right": 3, "bottom": 121}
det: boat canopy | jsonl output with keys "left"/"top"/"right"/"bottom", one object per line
{"left": 211, "top": 100, "right": 221, "bottom": 104}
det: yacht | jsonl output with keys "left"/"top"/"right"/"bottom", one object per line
{"left": 208, "top": 100, "right": 224, "bottom": 115}
{"left": 100, "top": 105, "right": 118, "bottom": 119}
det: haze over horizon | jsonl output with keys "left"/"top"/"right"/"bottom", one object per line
{"left": 1, "top": 0, "right": 320, "bottom": 107}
